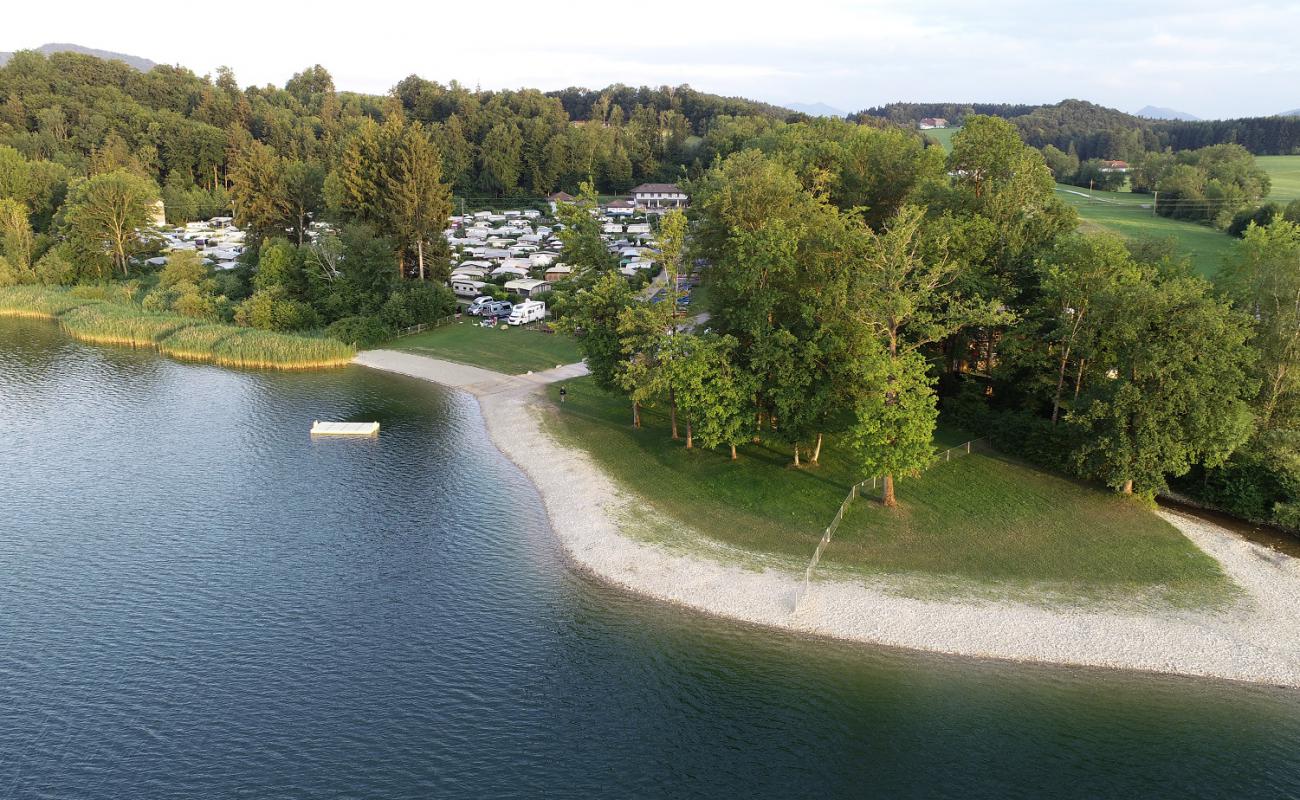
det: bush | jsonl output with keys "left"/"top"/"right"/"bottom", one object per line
{"left": 33, "top": 249, "right": 77, "bottom": 285}
{"left": 235, "top": 286, "right": 320, "bottom": 332}
{"left": 1228, "top": 204, "right": 1280, "bottom": 238}
{"left": 379, "top": 283, "right": 456, "bottom": 329}
{"left": 325, "top": 315, "right": 393, "bottom": 348}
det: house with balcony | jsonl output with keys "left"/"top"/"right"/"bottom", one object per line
{"left": 630, "top": 183, "right": 688, "bottom": 212}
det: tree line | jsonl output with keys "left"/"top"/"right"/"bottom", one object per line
{"left": 562, "top": 116, "right": 1298, "bottom": 524}
{"left": 858, "top": 99, "right": 1300, "bottom": 157}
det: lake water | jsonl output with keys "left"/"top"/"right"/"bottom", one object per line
{"left": 2, "top": 317, "right": 1299, "bottom": 799}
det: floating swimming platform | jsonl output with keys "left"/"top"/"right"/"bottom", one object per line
{"left": 310, "top": 420, "right": 380, "bottom": 436}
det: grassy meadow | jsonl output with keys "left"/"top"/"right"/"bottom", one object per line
{"left": 1055, "top": 185, "right": 1239, "bottom": 277}
{"left": 1258, "top": 155, "right": 1300, "bottom": 205}
{"left": 397, "top": 319, "right": 582, "bottom": 374}
{"left": 545, "top": 376, "right": 1230, "bottom": 605}
{"left": 0, "top": 286, "right": 355, "bottom": 369}
{"left": 924, "top": 126, "right": 959, "bottom": 151}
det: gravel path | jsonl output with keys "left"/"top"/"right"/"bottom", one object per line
{"left": 357, "top": 350, "right": 1300, "bottom": 688}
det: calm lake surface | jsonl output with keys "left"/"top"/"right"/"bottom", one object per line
{"left": 2, "top": 317, "right": 1299, "bottom": 799}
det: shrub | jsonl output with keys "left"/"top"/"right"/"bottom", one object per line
{"left": 379, "top": 283, "right": 456, "bottom": 329}
{"left": 325, "top": 315, "right": 393, "bottom": 348}
{"left": 33, "top": 249, "right": 77, "bottom": 285}
{"left": 235, "top": 286, "right": 320, "bottom": 331}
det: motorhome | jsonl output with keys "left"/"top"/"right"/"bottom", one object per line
{"left": 506, "top": 300, "right": 546, "bottom": 326}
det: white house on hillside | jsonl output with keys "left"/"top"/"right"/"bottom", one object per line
{"left": 630, "top": 183, "right": 688, "bottom": 211}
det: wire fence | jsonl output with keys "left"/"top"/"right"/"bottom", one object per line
{"left": 791, "top": 437, "right": 986, "bottom": 612}
{"left": 393, "top": 314, "right": 458, "bottom": 339}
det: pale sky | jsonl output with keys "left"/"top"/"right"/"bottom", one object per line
{"left": 5, "top": 0, "right": 1299, "bottom": 119}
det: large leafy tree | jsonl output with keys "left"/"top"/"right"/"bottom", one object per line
{"left": 558, "top": 271, "right": 637, "bottom": 394}
{"left": 1071, "top": 274, "right": 1256, "bottom": 495}
{"left": 1219, "top": 219, "right": 1300, "bottom": 431}
{"left": 667, "top": 333, "right": 754, "bottom": 458}
{"left": 851, "top": 204, "right": 1009, "bottom": 505}
{"left": 555, "top": 181, "right": 616, "bottom": 274}
{"left": 63, "top": 169, "right": 158, "bottom": 277}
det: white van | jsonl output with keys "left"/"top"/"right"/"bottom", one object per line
{"left": 451, "top": 278, "right": 487, "bottom": 298}
{"left": 506, "top": 300, "right": 546, "bottom": 326}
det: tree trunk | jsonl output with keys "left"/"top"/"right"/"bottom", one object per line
{"left": 417, "top": 238, "right": 425, "bottom": 282}
{"left": 882, "top": 474, "right": 896, "bottom": 507}
{"left": 792, "top": 443, "right": 801, "bottom": 468}
{"left": 685, "top": 420, "right": 693, "bottom": 449}
{"left": 752, "top": 410, "right": 763, "bottom": 443}
{"left": 730, "top": 444, "right": 737, "bottom": 460}
{"left": 632, "top": 399, "right": 640, "bottom": 428}
{"left": 1074, "top": 358, "right": 1086, "bottom": 403}
{"left": 670, "top": 391, "right": 679, "bottom": 440}
{"left": 1121, "top": 479, "right": 1133, "bottom": 495}
{"left": 811, "top": 433, "right": 823, "bottom": 464}
{"left": 1051, "top": 347, "right": 1071, "bottom": 425}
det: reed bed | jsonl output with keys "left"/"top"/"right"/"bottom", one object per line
{"left": 59, "top": 304, "right": 198, "bottom": 348}
{"left": 0, "top": 286, "right": 354, "bottom": 370}
{"left": 210, "top": 329, "right": 355, "bottom": 369}
{"left": 156, "top": 324, "right": 236, "bottom": 361}
{"left": 67, "top": 282, "right": 143, "bottom": 306}
{"left": 0, "top": 286, "right": 100, "bottom": 319}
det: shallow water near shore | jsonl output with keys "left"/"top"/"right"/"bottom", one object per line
{"left": 2, "top": 317, "right": 1299, "bottom": 799}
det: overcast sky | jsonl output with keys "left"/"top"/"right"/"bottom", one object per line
{"left": 5, "top": 0, "right": 1298, "bottom": 119}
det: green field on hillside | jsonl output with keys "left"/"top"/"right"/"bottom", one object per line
{"left": 545, "top": 377, "right": 1230, "bottom": 605}
{"left": 1055, "top": 185, "right": 1238, "bottom": 277}
{"left": 924, "top": 126, "right": 959, "bottom": 151}
{"left": 395, "top": 319, "right": 581, "bottom": 374}
{"left": 1259, "top": 155, "right": 1300, "bottom": 205}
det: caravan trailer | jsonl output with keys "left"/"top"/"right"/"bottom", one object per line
{"left": 451, "top": 278, "right": 487, "bottom": 298}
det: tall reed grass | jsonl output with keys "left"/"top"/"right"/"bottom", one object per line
{"left": 0, "top": 286, "right": 355, "bottom": 370}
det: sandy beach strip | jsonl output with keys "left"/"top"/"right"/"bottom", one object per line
{"left": 357, "top": 348, "right": 1300, "bottom": 687}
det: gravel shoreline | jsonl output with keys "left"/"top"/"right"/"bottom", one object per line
{"left": 358, "top": 349, "right": 1300, "bottom": 688}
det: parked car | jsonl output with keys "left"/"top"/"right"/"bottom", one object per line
{"left": 487, "top": 300, "right": 514, "bottom": 319}
{"left": 466, "top": 296, "right": 496, "bottom": 315}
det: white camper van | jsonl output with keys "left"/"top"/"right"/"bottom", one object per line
{"left": 506, "top": 300, "right": 546, "bottom": 326}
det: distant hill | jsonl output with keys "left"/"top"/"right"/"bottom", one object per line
{"left": 783, "top": 101, "right": 847, "bottom": 118}
{"left": 1279, "top": 109, "right": 1300, "bottom": 117}
{"left": 0, "top": 43, "right": 156, "bottom": 72}
{"left": 1136, "top": 105, "right": 1199, "bottom": 121}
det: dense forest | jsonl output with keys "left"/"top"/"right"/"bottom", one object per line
{"left": 857, "top": 99, "right": 1300, "bottom": 157}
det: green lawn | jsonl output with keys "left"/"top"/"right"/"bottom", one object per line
{"left": 395, "top": 320, "right": 582, "bottom": 374}
{"left": 925, "top": 126, "right": 959, "bottom": 152}
{"left": 1259, "top": 155, "right": 1300, "bottom": 205}
{"left": 546, "top": 377, "right": 1230, "bottom": 604}
{"left": 1055, "top": 185, "right": 1239, "bottom": 278}
{"left": 829, "top": 453, "right": 1229, "bottom": 604}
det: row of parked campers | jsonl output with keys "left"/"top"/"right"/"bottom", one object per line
{"left": 466, "top": 296, "right": 547, "bottom": 326}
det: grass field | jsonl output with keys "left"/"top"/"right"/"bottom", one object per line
{"left": 924, "top": 126, "right": 959, "bottom": 152}
{"left": 1055, "top": 185, "right": 1239, "bottom": 277}
{"left": 829, "top": 452, "right": 1228, "bottom": 604}
{"left": 1259, "top": 155, "right": 1300, "bottom": 205}
{"left": 396, "top": 319, "right": 582, "bottom": 374}
{"left": 545, "top": 377, "right": 1229, "bottom": 604}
